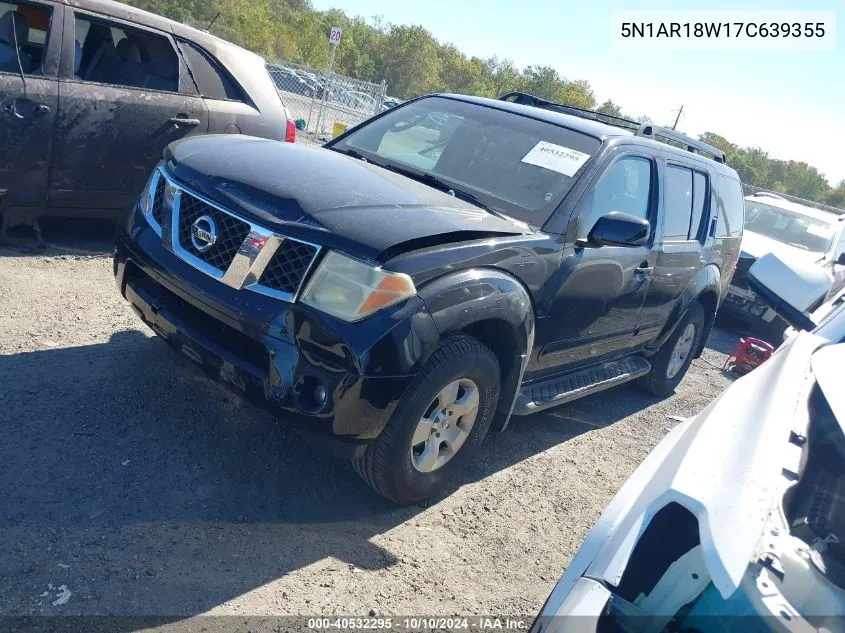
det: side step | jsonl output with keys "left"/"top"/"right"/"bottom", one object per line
{"left": 512, "top": 356, "right": 651, "bottom": 415}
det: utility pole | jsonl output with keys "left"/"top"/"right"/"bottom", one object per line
{"left": 672, "top": 105, "right": 684, "bottom": 130}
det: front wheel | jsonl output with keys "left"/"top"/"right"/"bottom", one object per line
{"left": 353, "top": 335, "right": 500, "bottom": 504}
{"left": 638, "top": 302, "right": 705, "bottom": 396}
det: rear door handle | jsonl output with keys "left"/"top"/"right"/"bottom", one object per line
{"left": 169, "top": 116, "right": 201, "bottom": 126}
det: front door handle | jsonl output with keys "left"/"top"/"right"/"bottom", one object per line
{"left": 634, "top": 263, "right": 653, "bottom": 280}
{"left": 169, "top": 116, "right": 201, "bottom": 127}
{"left": 35, "top": 103, "right": 50, "bottom": 115}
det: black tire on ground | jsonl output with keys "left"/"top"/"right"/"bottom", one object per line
{"left": 638, "top": 302, "right": 706, "bottom": 397}
{"left": 353, "top": 335, "right": 501, "bottom": 504}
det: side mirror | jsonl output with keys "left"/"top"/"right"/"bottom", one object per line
{"left": 837, "top": 252, "right": 845, "bottom": 266}
{"left": 581, "top": 212, "right": 651, "bottom": 248}
{"left": 748, "top": 253, "right": 832, "bottom": 332}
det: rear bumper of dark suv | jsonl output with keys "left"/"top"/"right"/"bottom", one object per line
{"left": 114, "top": 204, "right": 441, "bottom": 460}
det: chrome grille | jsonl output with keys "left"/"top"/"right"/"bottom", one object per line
{"left": 177, "top": 192, "right": 251, "bottom": 271}
{"left": 259, "top": 240, "right": 319, "bottom": 294}
{"left": 147, "top": 167, "right": 321, "bottom": 301}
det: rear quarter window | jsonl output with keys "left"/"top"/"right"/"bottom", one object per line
{"left": 177, "top": 40, "right": 244, "bottom": 101}
{"left": 713, "top": 175, "right": 744, "bottom": 238}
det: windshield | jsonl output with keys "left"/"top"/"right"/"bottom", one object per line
{"left": 329, "top": 96, "right": 601, "bottom": 225}
{"left": 744, "top": 202, "right": 836, "bottom": 253}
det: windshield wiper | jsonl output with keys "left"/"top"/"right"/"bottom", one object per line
{"left": 392, "top": 169, "right": 515, "bottom": 221}
{"left": 332, "top": 147, "right": 368, "bottom": 162}
{"left": 331, "top": 149, "right": 517, "bottom": 224}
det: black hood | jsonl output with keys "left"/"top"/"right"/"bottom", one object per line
{"left": 164, "top": 135, "right": 527, "bottom": 261}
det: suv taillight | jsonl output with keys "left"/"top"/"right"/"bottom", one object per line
{"left": 285, "top": 118, "right": 296, "bottom": 143}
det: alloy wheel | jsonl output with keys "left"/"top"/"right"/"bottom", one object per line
{"left": 410, "top": 378, "right": 480, "bottom": 473}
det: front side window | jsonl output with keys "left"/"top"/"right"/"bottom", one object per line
{"left": 0, "top": 1, "right": 52, "bottom": 76}
{"left": 745, "top": 202, "right": 835, "bottom": 253}
{"left": 578, "top": 156, "right": 652, "bottom": 239}
{"left": 330, "top": 96, "right": 601, "bottom": 225}
{"left": 73, "top": 13, "right": 178, "bottom": 92}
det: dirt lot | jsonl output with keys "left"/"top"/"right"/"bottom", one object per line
{"left": 0, "top": 223, "right": 740, "bottom": 624}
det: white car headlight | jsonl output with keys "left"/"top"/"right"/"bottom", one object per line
{"left": 300, "top": 251, "right": 416, "bottom": 322}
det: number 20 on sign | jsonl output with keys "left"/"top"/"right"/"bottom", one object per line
{"left": 329, "top": 27, "right": 342, "bottom": 45}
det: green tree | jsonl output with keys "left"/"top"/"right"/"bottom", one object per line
{"left": 597, "top": 100, "right": 623, "bottom": 117}
{"left": 825, "top": 182, "right": 845, "bottom": 209}
{"left": 486, "top": 57, "right": 522, "bottom": 97}
{"left": 560, "top": 79, "right": 595, "bottom": 109}
{"left": 376, "top": 25, "right": 441, "bottom": 98}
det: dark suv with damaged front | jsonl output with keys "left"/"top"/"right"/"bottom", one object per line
{"left": 115, "top": 92, "right": 744, "bottom": 503}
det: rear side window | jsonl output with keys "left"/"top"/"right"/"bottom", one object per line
{"left": 73, "top": 13, "right": 178, "bottom": 92}
{"left": 663, "top": 165, "right": 710, "bottom": 241}
{"left": 663, "top": 166, "right": 693, "bottom": 240}
{"left": 177, "top": 40, "right": 244, "bottom": 102}
{"left": 690, "top": 171, "right": 708, "bottom": 240}
{"left": 715, "top": 176, "right": 744, "bottom": 237}
{"left": 0, "top": 0, "right": 53, "bottom": 75}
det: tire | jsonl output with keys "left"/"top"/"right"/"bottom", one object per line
{"left": 638, "top": 302, "right": 706, "bottom": 397}
{"left": 353, "top": 335, "right": 500, "bottom": 504}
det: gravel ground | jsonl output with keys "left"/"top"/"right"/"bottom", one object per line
{"left": 0, "top": 222, "right": 741, "bottom": 626}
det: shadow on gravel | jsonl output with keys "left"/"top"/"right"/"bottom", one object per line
{"left": 0, "top": 326, "right": 730, "bottom": 619}
{"left": 1, "top": 218, "right": 115, "bottom": 257}
{"left": 0, "top": 329, "right": 603, "bottom": 619}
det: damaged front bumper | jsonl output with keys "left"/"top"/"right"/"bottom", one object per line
{"left": 113, "top": 218, "right": 440, "bottom": 460}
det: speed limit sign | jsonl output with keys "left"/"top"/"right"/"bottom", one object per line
{"left": 329, "top": 27, "right": 342, "bottom": 45}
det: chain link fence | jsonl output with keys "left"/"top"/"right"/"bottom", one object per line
{"left": 266, "top": 59, "right": 387, "bottom": 140}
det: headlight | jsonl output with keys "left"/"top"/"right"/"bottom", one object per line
{"left": 300, "top": 251, "right": 416, "bottom": 322}
{"left": 138, "top": 162, "right": 162, "bottom": 217}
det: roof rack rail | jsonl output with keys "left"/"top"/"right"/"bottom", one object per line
{"left": 749, "top": 191, "right": 788, "bottom": 201}
{"left": 499, "top": 91, "right": 727, "bottom": 164}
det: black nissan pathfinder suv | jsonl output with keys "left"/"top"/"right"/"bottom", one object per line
{"left": 114, "top": 92, "right": 744, "bottom": 504}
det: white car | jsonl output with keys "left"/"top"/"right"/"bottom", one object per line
{"left": 721, "top": 192, "right": 845, "bottom": 340}
{"left": 534, "top": 253, "right": 845, "bottom": 633}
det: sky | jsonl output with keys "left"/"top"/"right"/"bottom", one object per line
{"left": 309, "top": 0, "right": 844, "bottom": 187}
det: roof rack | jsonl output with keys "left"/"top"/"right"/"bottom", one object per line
{"left": 499, "top": 91, "right": 727, "bottom": 164}
{"left": 749, "top": 191, "right": 788, "bottom": 201}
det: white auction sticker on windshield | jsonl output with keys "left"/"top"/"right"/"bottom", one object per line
{"left": 521, "top": 142, "right": 591, "bottom": 176}
{"left": 807, "top": 224, "right": 833, "bottom": 238}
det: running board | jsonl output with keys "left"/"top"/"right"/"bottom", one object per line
{"left": 513, "top": 356, "right": 651, "bottom": 415}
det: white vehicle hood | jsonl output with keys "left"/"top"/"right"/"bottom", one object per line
{"left": 741, "top": 230, "right": 825, "bottom": 265}
{"left": 538, "top": 332, "right": 824, "bottom": 622}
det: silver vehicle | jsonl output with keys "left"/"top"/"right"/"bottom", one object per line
{"left": 721, "top": 192, "right": 845, "bottom": 339}
{"left": 533, "top": 252, "right": 845, "bottom": 633}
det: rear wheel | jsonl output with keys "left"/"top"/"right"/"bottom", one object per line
{"left": 353, "top": 335, "right": 500, "bottom": 504}
{"left": 638, "top": 302, "right": 705, "bottom": 396}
